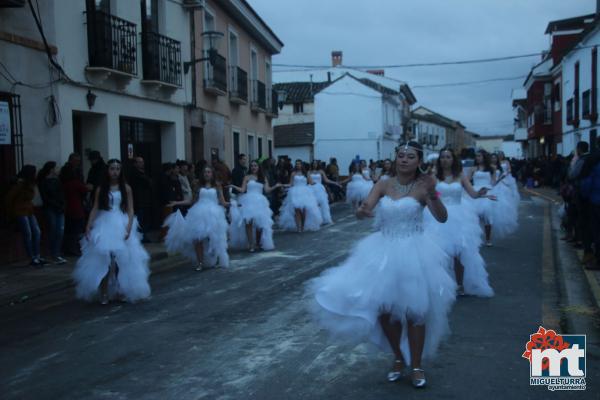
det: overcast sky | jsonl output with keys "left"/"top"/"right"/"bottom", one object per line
{"left": 250, "top": 0, "right": 595, "bottom": 136}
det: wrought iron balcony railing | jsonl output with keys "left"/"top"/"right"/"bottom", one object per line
{"left": 142, "top": 31, "right": 182, "bottom": 86}
{"left": 86, "top": 10, "right": 137, "bottom": 75}
{"left": 229, "top": 66, "right": 248, "bottom": 103}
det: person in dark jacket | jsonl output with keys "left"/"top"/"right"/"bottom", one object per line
{"left": 37, "top": 161, "right": 67, "bottom": 264}
{"left": 129, "top": 156, "right": 154, "bottom": 243}
{"left": 6, "top": 165, "right": 46, "bottom": 267}
{"left": 61, "top": 164, "right": 91, "bottom": 256}
{"left": 581, "top": 139, "right": 600, "bottom": 270}
{"left": 86, "top": 150, "right": 107, "bottom": 193}
{"left": 231, "top": 153, "right": 248, "bottom": 195}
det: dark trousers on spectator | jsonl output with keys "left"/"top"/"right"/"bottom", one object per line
{"left": 17, "top": 215, "right": 41, "bottom": 259}
{"left": 64, "top": 217, "right": 84, "bottom": 256}
{"left": 576, "top": 197, "right": 593, "bottom": 254}
{"left": 45, "top": 209, "right": 65, "bottom": 258}
{"left": 592, "top": 204, "right": 600, "bottom": 265}
{"left": 135, "top": 206, "right": 152, "bottom": 242}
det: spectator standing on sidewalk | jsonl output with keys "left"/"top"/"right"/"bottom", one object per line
{"left": 37, "top": 161, "right": 67, "bottom": 264}
{"left": 581, "top": 138, "right": 600, "bottom": 270}
{"left": 129, "top": 156, "right": 154, "bottom": 243}
{"left": 86, "top": 151, "right": 107, "bottom": 193}
{"left": 569, "top": 141, "right": 593, "bottom": 263}
{"left": 6, "top": 165, "right": 46, "bottom": 267}
{"left": 231, "top": 154, "right": 248, "bottom": 196}
{"left": 61, "top": 164, "right": 91, "bottom": 256}
{"left": 177, "top": 160, "right": 193, "bottom": 206}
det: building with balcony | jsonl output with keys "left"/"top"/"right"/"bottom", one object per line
{"left": 410, "top": 106, "right": 467, "bottom": 158}
{"left": 0, "top": 0, "right": 195, "bottom": 185}
{"left": 521, "top": 13, "right": 596, "bottom": 158}
{"left": 187, "top": 0, "right": 283, "bottom": 167}
{"left": 512, "top": 88, "right": 528, "bottom": 157}
{"left": 561, "top": 19, "right": 600, "bottom": 155}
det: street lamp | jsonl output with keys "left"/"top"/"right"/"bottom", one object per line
{"left": 183, "top": 30, "right": 224, "bottom": 74}
{"left": 277, "top": 89, "right": 288, "bottom": 110}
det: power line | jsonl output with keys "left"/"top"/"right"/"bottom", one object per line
{"left": 273, "top": 45, "right": 598, "bottom": 70}
{"left": 412, "top": 75, "right": 527, "bottom": 89}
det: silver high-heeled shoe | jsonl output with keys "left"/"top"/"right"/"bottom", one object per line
{"left": 411, "top": 368, "right": 426, "bottom": 388}
{"left": 387, "top": 360, "right": 406, "bottom": 382}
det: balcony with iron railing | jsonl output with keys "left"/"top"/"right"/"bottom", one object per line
{"left": 250, "top": 80, "right": 266, "bottom": 112}
{"left": 86, "top": 9, "right": 137, "bottom": 77}
{"left": 141, "top": 31, "right": 182, "bottom": 87}
{"left": 228, "top": 66, "right": 248, "bottom": 104}
{"left": 204, "top": 53, "right": 227, "bottom": 95}
{"left": 266, "top": 89, "right": 278, "bottom": 117}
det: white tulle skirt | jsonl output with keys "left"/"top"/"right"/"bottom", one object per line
{"left": 311, "top": 183, "right": 332, "bottom": 224}
{"left": 346, "top": 179, "right": 373, "bottom": 205}
{"left": 488, "top": 180, "right": 519, "bottom": 239}
{"left": 73, "top": 210, "right": 151, "bottom": 302}
{"left": 228, "top": 193, "right": 275, "bottom": 250}
{"left": 424, "top": 204, "right": 493, "bottom": 297}
{"left": 163, "top": 200, "right": 229, "bottom": 267}
{"left": 307, "top": 230, "right": 456, "bottom": 363}
{"left": 278, "top": 185, "right": 323, "bottom": 231}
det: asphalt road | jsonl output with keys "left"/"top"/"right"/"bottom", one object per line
{"left": 1, "top": 195, "right": 598, "bottom": 399}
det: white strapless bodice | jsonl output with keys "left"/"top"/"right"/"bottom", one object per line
{"left": 351, "top": 174, "right": 363, "bottom": 182}
{"left": 436, "top": 181, "right": 462, "bottom": 205}
{"left": 108, "top": 190, "right": 122, "bottom": 210}
{"left": 247, "top": 179, "right": 264, "bottom": 194}
{"left": 310, "top": 173, "right": 322, "bottom": 184}
{"left": 362, "top": 169, "right": 371, "bottom": 178}
{"left": 293, "top": 175, "right": 308, "bottom": 187}
{"left": 377, "top": 196, "right": 424, "bottom": 238}
{"left": 198, "top": 187, "right": 218, "bottom": 204}
{"left": 472, "top": 170, "right": 492, "bottom": 189}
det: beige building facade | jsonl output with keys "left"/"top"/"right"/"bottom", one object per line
{"left": 186, "top": 0, "right": 283, "bottom": 167}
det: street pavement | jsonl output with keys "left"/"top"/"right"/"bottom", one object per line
{"left": 1, "top": 194, "right": 598, "bottom": 399}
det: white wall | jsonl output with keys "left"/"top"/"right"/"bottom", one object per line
{"left": 501, "top": 141, "right": 523, "bottom": 159}
{"left": 561, "top": 27, "right": 600, "bottom": 155}
{"left": 274, "top": 146, "right": 311, "bottom": 162}
{"left": 272, "top": 102, "right": 315, "bottom": 126}
{"left": 314, "top": 76, "right": 382, "bottom": 169}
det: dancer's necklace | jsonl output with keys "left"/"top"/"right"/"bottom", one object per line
{"left": 393, "top": 177, "right": 415, "bottom": 195}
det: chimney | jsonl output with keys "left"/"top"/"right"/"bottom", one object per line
{"left": 331, "top": 51, "right": 343, "bottom": 67}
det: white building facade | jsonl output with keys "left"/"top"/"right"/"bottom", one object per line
{"left": 561, "top": 23, "right": 600, "bottom": 155}
{"left": 314, "top": 74, "right": 412, "bottom": 172}
{"left": 0, "top": 0, "right": 197, "bottom": 180}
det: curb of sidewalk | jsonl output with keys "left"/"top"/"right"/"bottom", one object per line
{"left": 1, "top": 250, "right": 187, "bottom": 307}
{"left": 524, "top": 187, "right": 600, "bottom": 310}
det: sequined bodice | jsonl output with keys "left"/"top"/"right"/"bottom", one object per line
{"left": 310, "top": 173, "right": 322, "bottom": 184}
{"left": 247, "top": 179, "right": 264, "bottom": 194}
{"left": 294, "top": 175, "right": 308, "bottom": 186}
{"left": 472, "top": 170, "right": 492, "bottom": 189}
{"left": 198, "top": 187, "right": 218, "bottom": 204}
{"left": 377, "top": 196, "right": 424, "bottom": 238}
{"left": 436, "top": 181, "right": 462, "bottom": 205}
{"left": 108, "top": 190, "right": 122, "bottom": 210}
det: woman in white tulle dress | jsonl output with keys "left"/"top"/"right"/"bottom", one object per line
{"left": 73, "top": 159, "right": 150, "bottom": 305}
{"left": 426, "top": 148, "right": 495, "bottom": 297}
{"left": 468, "top": 150, "right": 499, "bottom": 246}
{"left": 308, "top": 142, "right": 455, "bottom": 389}
{"left": 344, "top": 162, "right": 374, "bottom": 210}
{"left": 164, "top": 166, "right": 230, "bottom": 270}
{"left": 377, "top": 159, "right": 393, "bottom": 182}
{"left": 278, "top": 160, "right": 323, "bottom": 232}
{"left": 488, "top": 153, "right": 518, "bottom": 241}
{"left": 308, "top": 160, "right": 341, "bottom": 225}
{"left": 497, "top": 151, "right": 520, "bottom": 203}
{"left": 229, "top": 160, "right": 283, "bottom": 252}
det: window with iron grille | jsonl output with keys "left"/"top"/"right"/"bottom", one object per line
{"left": 582, "top": 90, "right": 591, "bottom": 118}
{"left": 566, "top": 98, "right": 574, "bottom": 124}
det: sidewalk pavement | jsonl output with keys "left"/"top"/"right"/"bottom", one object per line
{"left": 524, "top": 186, "right": 600, "bottom": 311}
{"left": 0, "top": 242, "right": 187, "bottom": 307}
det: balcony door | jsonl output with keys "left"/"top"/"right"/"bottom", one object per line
{"left": 203, "top": 8, "right": 216, "bottom": 85}
{"left": 228, "top": 29, "right": 239, "bottom": 91}
{"left": 250, "top": 48, "right": 258, "bottom": 102}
